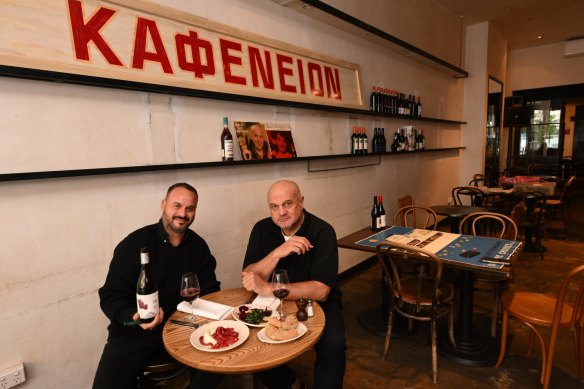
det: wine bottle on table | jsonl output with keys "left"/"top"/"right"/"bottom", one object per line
{"left": 221, "top": 117, "right": 234, "bottom": 161}
{"left": 378, "top": 195, "right": 386, "bottom": 229}
{"left": 136, "top": 247, "right": 159, "bottom": 323}
{"left": 371, "top": 196, "right": 381, "bottom": 231}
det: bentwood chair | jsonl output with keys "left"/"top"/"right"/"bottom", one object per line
{"left": 458, "top": 212, "right": 518, "bottom": 337}
{"left": 496, "top": 263, "right": 584, "bottom": 389}
{"left": 545, "top": 175, "right": 576, "bottom": 233}
{"left": 138, "top": 351, "right": 188, "bottom": 388}
{"left": 452, "top": 186, "right": 485, "bottom": 207}
{"left": 375, "top": 241, "right": 456, "bottom": 384}
{"left": 393, "top": 205, "right": 438, "bottom": 230}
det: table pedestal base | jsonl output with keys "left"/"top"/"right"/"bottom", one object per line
{"left": 358, "top": 306, "right": 414, "bottom": 338}
{"left": 438, "top": 330, "right": 499, "bottom": 367}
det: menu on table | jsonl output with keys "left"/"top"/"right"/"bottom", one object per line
{"left": 356, "top": 226, "right": 522, "bottom": 270}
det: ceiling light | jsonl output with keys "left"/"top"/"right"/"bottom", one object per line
{"left": 537, "top": 35, "right": 543, "bottom": 39}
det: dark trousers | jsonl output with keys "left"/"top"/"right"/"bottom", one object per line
{"left": 93, "top": 330, "right": 223, "bottom": 389}
{"left": 254, "top": 299, "right": 346, "bottom": 389}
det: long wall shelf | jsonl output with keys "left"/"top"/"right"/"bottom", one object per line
{"left": 272, "top": 0, "right": 468, "bottom": 79}
{"left": 0, "top": 147, "right": 465, "bottom": 183}
{"left": 0, "top": 65, "right": 465, "bottom": 125}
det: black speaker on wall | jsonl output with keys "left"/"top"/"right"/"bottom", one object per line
{"left": 504, "top": 96, "right": 529, "bottom": 127}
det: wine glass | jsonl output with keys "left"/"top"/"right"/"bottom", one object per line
{"left": 271, "top": 269, "right": 290, "bottom": 320}
{"left": 180, "top": 272, "right": 200, "bottom": 321}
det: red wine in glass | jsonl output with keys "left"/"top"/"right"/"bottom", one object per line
{"left": 180, "top": 272, "right": 200, "bottom": 320}
{"left": 271, "top": 269, "right": 291, "bottom": 320}
{"left": 180, "top": 287, "right": 200, "bottom": 302}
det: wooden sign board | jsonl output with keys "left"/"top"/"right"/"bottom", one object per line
{"left": 0, "top": 0, "right": 364, "bottom": 109}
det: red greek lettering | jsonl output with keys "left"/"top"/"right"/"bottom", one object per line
{"left": 175, "top": 30, "right": 215, "bottom": 79}
{"left": 220, "top": 38, "right": 246, "bottom": 85}
{"left": 132, "top": 18, "right": 173, "bottom": 74}
{"left": 297, "top": 59, "right": 306, "bottom": 95}
{"left": 325, "top": 66, "right": 342, "bottom": 99}
{"left": 249, "top": 46, "right": 274, "bottom": 89}
{"left": 67, "top": 0, "right": 123, "bottom": 66}
{"left": 277, "top": 54, "right": 296, "bottom": 93}
{"left": 307, "top": 62, "right": 324, "bottom": 97}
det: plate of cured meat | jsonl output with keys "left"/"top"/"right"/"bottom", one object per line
{"left": 190, "top": 320, "right": 249, "bottom": 352}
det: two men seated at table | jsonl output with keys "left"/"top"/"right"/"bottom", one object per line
{"left": 94, "top": 180, "right": 345, "bottom": 389}
{"left": 242, "top": 180, "right": 346, "bottom": 389}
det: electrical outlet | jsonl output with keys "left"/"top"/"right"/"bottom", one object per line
{"left": 0, "top": 364, "right": 25, "bottom": 389}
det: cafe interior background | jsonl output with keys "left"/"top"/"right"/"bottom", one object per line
{"left": 1, "top": 0, "right": 583, "bottom": 387}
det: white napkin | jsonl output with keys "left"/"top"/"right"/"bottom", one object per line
{"left": 177, "top": 298, "right": 232, "bottom": 320}
{"left": 251, "top": 294, "right": 281, "bottom": 311}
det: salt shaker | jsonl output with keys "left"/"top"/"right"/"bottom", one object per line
{"left": 306, "top": 299, "right": 314, "bottom": 317}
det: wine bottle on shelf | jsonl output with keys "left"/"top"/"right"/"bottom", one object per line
{"left": 418, "top": 129, "right": 426, "bottom": 150}
{"left": 357, "top": 127, "right": 363, "bottom": 154}
{"left": 351, "top": 126, "right": 358, "bottom": 154}
{"left": 136, "top": 247, "right": 159, "bottom": 324}
{"left": 399, "top": 128, "right": 406, "bottom": 151}
{"left": 371, "top": 196, "right": 381, "bottom": 231}
{"left": 369, "top": 86, "right": 377, "bottom": 112}
{"left": 378, "top": 195, "right": 386, "bottom": 229}
{"left": 221, "top": 117, "right": 234, "bottom": 161}
{"left": 381, "top": 128, "right": 387, "bottom": 152}
{"left": 362, "top": 127, "right": 368, "bottom": 154}
{"left": 391, "top": 131, "right": 400, "bottom": 152}
{"left": 417, "top": 96, "right": 422, "bottom": 117}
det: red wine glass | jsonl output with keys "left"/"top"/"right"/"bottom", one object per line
{"left": 271, "top": 269, "right": 290, "bottom": 320}
{"left": 180, "top": 272, "right": 200, "bottom": 321}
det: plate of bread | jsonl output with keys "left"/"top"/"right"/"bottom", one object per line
{"left": 257, "top": 315, "right": 307, "bottom": 344}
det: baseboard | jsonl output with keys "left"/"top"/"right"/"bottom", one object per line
{"left": 338, "top": 255, "right": 377, "bottom": 283}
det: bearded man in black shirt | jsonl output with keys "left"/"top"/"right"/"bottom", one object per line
{"left": 93, "top": 183, "right": 222, "bottom": 389}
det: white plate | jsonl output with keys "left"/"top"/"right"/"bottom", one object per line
{"left": 257, "top": 323, "right": 308, "bottom": 344}
{"left": 232, "top": 305, "right": 274, "bottom": 327}
{"left": 190, "top": 320, "right": 249, "bottom": 352}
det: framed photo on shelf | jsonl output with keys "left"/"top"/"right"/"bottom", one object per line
{"left": 234, "top": 122, "right": 297, "bottom": 160}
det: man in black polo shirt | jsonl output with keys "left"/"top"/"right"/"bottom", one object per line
{"left": 93, "top": 183, "right": 222, "bottom": 389}
{"left": 242, "top": 180, "right": 346, "bottom": 389}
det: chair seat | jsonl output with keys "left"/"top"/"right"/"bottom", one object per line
{"left": 396, "top": 277, "right": 454, "bottom": 305}
{"left": 501, "top": 291, "right": 573, "bottom": 327}
{"left": 546, "top": 199, "right": 561, "bottom": 206}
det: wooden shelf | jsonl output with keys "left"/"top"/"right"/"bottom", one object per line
{"left": 0, "top": 147, "right": 465, "bottom": 182}
{"left": 271, "top": 0, "right": 468, "bottom": 79}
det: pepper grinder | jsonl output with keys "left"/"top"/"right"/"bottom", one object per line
{"left": 296, "top": 298, "right": 308, "bottom": 321}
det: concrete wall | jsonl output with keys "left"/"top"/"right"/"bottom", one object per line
{"left": 0, "top": 0, "right": 465, "bottom": 387}
{"left": 506, "top": 42, "right": 584, "bottom": 92}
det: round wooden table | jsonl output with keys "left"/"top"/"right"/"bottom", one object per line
{"left": 162, "top": 288, "right": 325, "bottom": 373}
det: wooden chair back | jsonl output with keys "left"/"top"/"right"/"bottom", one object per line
{"left": 393, "top": 205, "right": 438, "bottom": 230}
{"left": 544, "top": 263, "right": 584, "bottom": 387}
{"left": 452, "top": 186, "right": 484, "bottom": 206}
{"left": 459, "top": 211, "right": 518, "bottom": 241}
{"left": 397, "top": 194, "right": 414, "bottom": 209}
